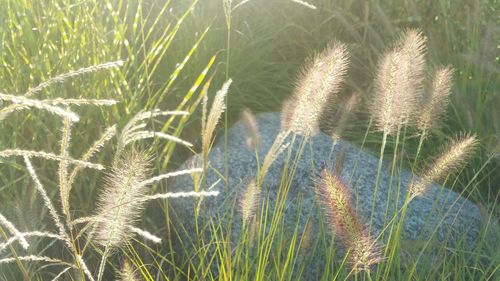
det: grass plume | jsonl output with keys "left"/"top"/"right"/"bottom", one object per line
{"left": 371, "top": 29, "right": 426, "bottom": 135}
{"left": 240, "top": 179, "right": 260, "bottom": 224}
{"left": 315, "top": 168, "right": 382, "bottom": 272}
{"left": 94, "top": 150, "right": 151, "bottom": 249}
{"left": 202, "top": 79, "right": 233, "bottom": 159}
{"left": 417, "top": 66, "right": 455, "bottom": 135}
{"left": 409, "top": 134, "right": 478, "bottom": 198}
{"left": 281, "top": 41, "right": 349, "bottom": 137}
{"left": 118, "top": 259, "right": 139, "bottom": 281}
{"left": 241, "top": 109, "right": 261, "bottom": 150}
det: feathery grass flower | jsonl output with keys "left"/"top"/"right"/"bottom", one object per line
{"left": 371, "top": 29, "right": 427, "bottom": 135}
{"left": 282, "top": 41, "right": 349, "bottom": 137}
{"left": 240, "top": 179, "right": 260, "bottom": 224}
{"left": 118, "top": 259, "right": 139, "bottom": 281}
{"left": 241, "top": 109, "right": 261, "bottom": 150}
{"left": 409, "top": 134, "right": 478, "bottom": 198}
{"left": 330, "top": 92, "right": 360, "bottom": 140}
{"left": 94, "top": 150, "right": 151, "bottom": 249}
{"left": 315, "top": 168, "right": 381, "bottom": 272}
{"left": 417, "top": 66, "right": 455, "bottom": 135}
{"left": 202, "top": 79, "right": 233, "bottom": 158}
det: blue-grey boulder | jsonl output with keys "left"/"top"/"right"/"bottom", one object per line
{"left": 168, "top": 112, "right": 483, "bottom": 279}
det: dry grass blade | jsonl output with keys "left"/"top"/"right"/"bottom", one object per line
{"left": 129, "top": 227, "right": 162, "bottom": 244}
{"left": 41, "top": 98, "right": 118, "bottom": 106}
{"left": 67, "top": 125, "right": 117, "bottom": 191}
{"left": 0, "top": 213, "right": 30, "bottom": 250}
{"left": 409, "top": 134, "right": 478, "bottom": 198}
{"left": 0, "top": 149, "right": 104, "bottom": 170}
{"left": 0, "top": 256, "right": 76, "bottom": 267}
{"left": 0, "top": 93, "right": 80, "bottom": 122}
{"left": 282, "top": 41, "right": 349, "bottom": 137}
{"left": 290, "top": 0, "right": 317, "bottom": 9}
{"left": 139, "top": 168, "right": 203, "bottom": 187}
{"left": 59, "top": 117, "right": 73, "bottom": 218}
{"left": 76, "top": 254, "right": 95, "bottom": 281}
{"left": 24, "top": 60, "right": 124, "bottom": 97}
{"left": 142, "top": 190, "right": 220, "bottom": 201}
{"left": 0, "top": 231, "right": 65, "bottom": 254}
{"left": 125, "top": 131, "right": 193, "bottom": 147}
{"left": 116, "top": 110, "right": 191, "bottom": 158}
{"left": 24, "top": 156, "right": 67, "bottom": 239}
{"left": 0, "top": 103, "right": 29, "bottom": 121}
{"left": 50, "top": 267, "right": 71, "bottom": 281}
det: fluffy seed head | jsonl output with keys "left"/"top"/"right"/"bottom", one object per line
{"left": 94, "top": 150, "right": 151, "bottom": 249}
{"left": 329, "top": 92, "right": 360, "bottom": 140}
{"left": 240, "top": 179, "right": 260, "bottom": 224}
{"left": 315, "top": 168, "right": 381, "bottom": 272}
{"left": 409, "top": 134, "right": 478, "bottom": 198}
{"left": 259, "top": 130, "right": 290, "bottom": 184}
{"left": 349, "top": 235, "right": 383, "bottom": 273}
{"left": 118, "top": 259, "right": 139, "bottom": 281}
{"left": 241, "top": 109, "right": 261, "bottom": 150}
{"left": 282, "top": 41, "right": 349, "bottom": 137}
{"left": 417, "top": 66, "right": 454, "bottom": 134}
{"left": 371, "top": 29, "right": 427, "bottom": 135}
{"left": 202, "top": 79, "right": 232, "bottom": 157}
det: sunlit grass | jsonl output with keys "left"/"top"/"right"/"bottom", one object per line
{"left": 0, "top": 0, "right": 498, "bottom": 280}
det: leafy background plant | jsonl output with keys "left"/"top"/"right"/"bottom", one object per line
{"left": 0, "top": 0, "right": 498, "bottom": 280}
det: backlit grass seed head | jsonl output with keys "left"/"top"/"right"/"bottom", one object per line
{"left": 241, "top": 109, "right": 261, "bottom": 150}
{"left": 259, "top": 130, "right": 290, "bottom": 184}
{"left": 409, "top": 134, "right": 478, "bottom": 198}
{"left": 371, "top": 30, "right": 426, "bottom": 135}
{"left": 330, "top": 92, "right": 359, "bottom": 140}
{"left": 118, "top": 259, "right": 139, "bottom": 281}
{"left": 240, "top": 179, "right": 260, "bottom": 224}
{"left": 282, "top": 41, "right": 349, "bottom": 137}
{"left": 417, "top": 66, "right": 454, "bottom": 134}
{"left": 94, "top": 150, "right": 151, "bottom": 249}
{"left": 315, "top": 168, "right": 381, "bottom": 272}
{"left": 202, "top": 79, "right": 232, "bottom": 157}
{"left": 349, "top": 235, "right": 382, "bottom": 273}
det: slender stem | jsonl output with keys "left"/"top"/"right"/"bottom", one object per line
{"left": 412, "top": 131, "right": 426, "bottom": 170}
{"left": 368, "top": 131, "right": 388, "bottom": 231}
{"left": 96, "top": 247, "right": 109, "bottom": 281}
{"left": 382, "top": 125, "right": 401, "bottom": 227}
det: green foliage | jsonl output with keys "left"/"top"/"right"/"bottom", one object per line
{"left": 0, "top": 0, "right": 498, "bottom": 280}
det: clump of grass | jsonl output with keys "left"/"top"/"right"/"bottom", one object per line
{"left": 282, "top": 41, "right": 349, "bottom": 137}
{"left": 315, "top": 167, "right": 382, "bottom": 273}
{"left": 0, "top": 63, "right": 221, "bottom": 281}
